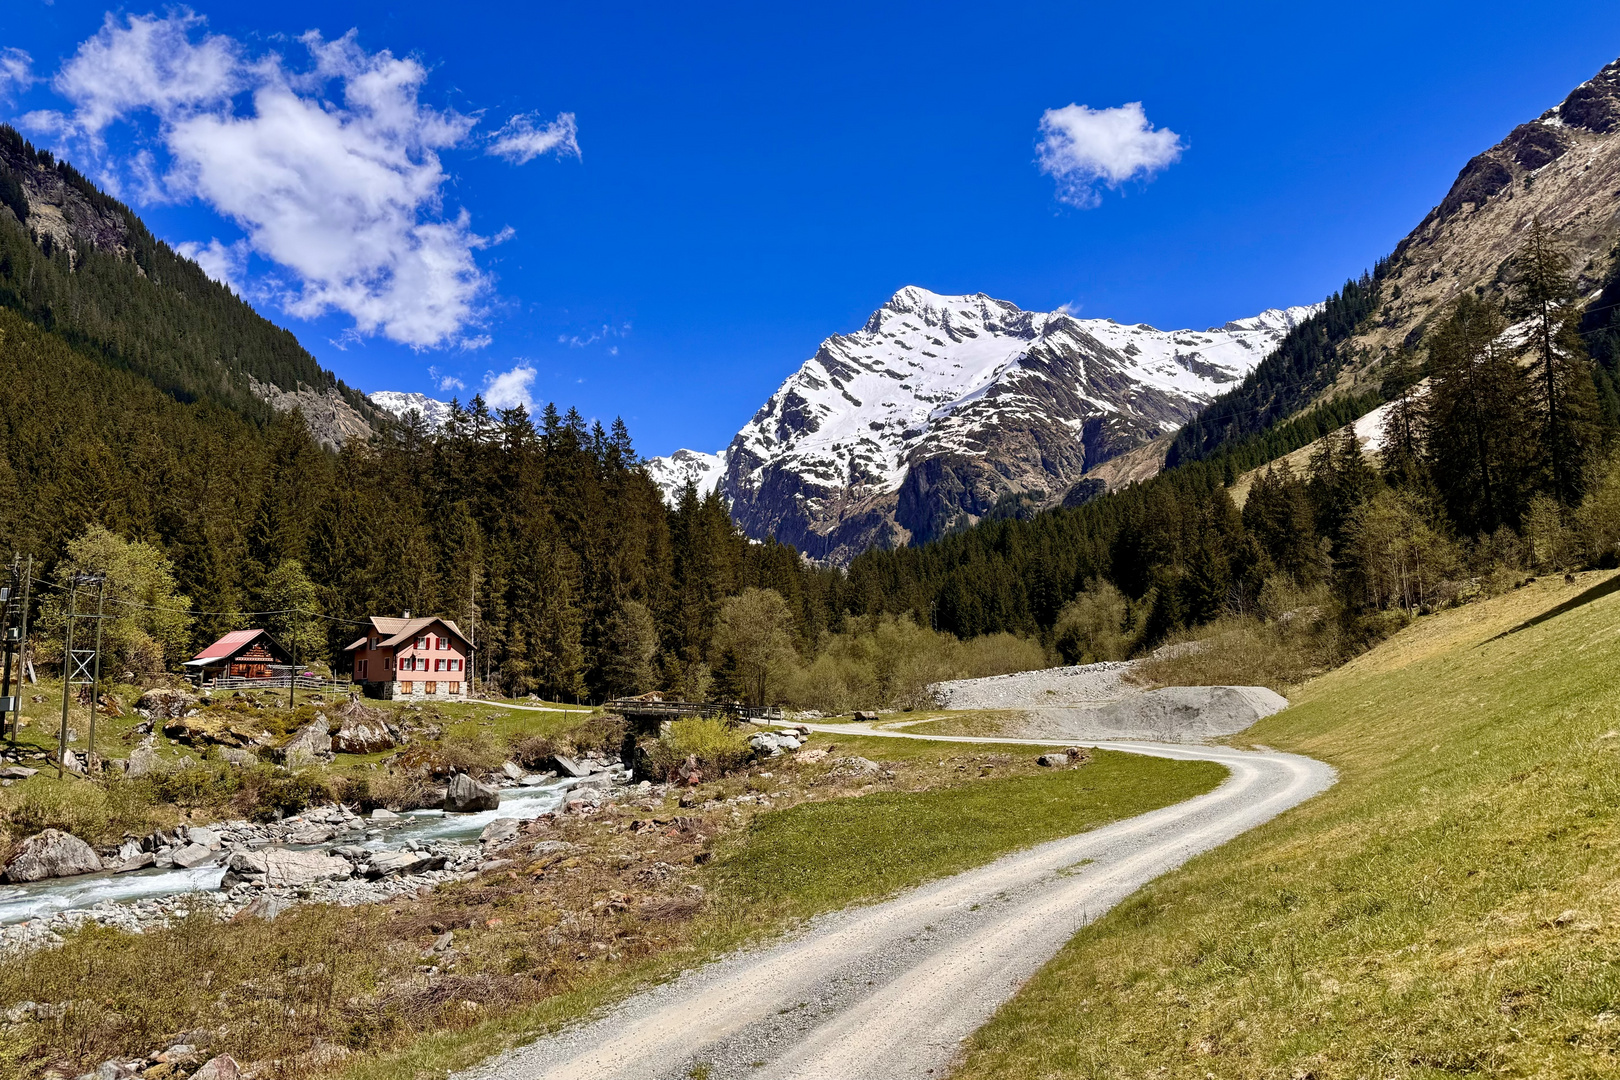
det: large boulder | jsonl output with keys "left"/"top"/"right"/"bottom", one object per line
{"left": 2, "top": 829, "right": 104, "bottom": 882}
{"left": 134, "top": 688, "right": 198, "bottom": 721}
{"left": 189, "top": 1056, "right": 241, "bottom": 1080}
{"left": 330, "top": 717, "right": 396, "bottom": 754}
{"left": 125, "top": 742, "right": 167, "bottom": 778}
{"left": 261, "top": 848, "right": 353, "bottom": 887}
{"left": 444, "top": 772, "right": 500, "bottom": 813}
{"left": 279, "top": 718, "right": 333, "bottom": 768}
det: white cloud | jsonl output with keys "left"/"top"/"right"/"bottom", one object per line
{"left": 174, "top": 236, "right": 249, "bottom": 292}
{"left": 482, "top": 363, "right": 537, "bottom": 410}
{"left": 1036, "top": 102, "right": 1184, "bottom": 208}
{"left": 428, "top": 365, "right": 466, "bottom": 393}
{"left": 32, "top": 12, "right": 576, "bottom": 350}
{"left": 488, "top": 111, "right": 580, "bottom": 163}
{"left": 0, "top": 48, "right": 36, "bottom": 102}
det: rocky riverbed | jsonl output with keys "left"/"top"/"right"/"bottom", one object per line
{"left": 0, "top": 761, "right": 645, "bottom": 956}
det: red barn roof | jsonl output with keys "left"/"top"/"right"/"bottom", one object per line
{"left": 192, "top": 629, "right": 267, "bottom": 661}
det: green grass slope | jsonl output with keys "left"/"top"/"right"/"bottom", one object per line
{"left": 954, "top": 571, "right": 1620, "bottom": 1080}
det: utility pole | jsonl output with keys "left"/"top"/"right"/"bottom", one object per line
{"left": 57, "top": 576, "right": 76, "bottom": 778}
{"left": 289, "top": 607, "right": 299, "bottom": 710}
{"left": 87, "top": 577, "right": 105, "bottom": 767}
{"left": 0, "top": 556, "right": 18, "bottom": 743}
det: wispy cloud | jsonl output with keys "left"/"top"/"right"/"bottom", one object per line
{"left": 1036, "top": 102, "right": 1184, "bottom": 208}
{"left": 488, "top": 111, "right": 580, "bottom": 163}
{"left": 558, "top": 321, "right": 631, "bottom": 350}
{"left": 0, "top": 48, "right": 35, "bottom": 103}
{"left": 26, "top": 11, "right": 577, "bottom": 350}
{"left": 428, "top": 366, "right": 466, "bottom": 393}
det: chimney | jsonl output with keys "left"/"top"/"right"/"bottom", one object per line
{"left": 403, "top": 609, "right": 411, "bottom": 619}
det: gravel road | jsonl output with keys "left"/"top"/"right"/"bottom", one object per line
{"left": 454, "top": 725, "right": 1334, "bottom": 1080}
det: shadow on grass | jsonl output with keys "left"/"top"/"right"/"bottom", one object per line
{"left": 1482, "top": 573, "right": 1620, "bottom": 643}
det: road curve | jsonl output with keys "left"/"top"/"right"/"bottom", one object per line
{"left": 454, "top": 725, "right": 1335, "bottom": 1080}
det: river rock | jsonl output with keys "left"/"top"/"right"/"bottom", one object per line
{"left": 187, "top": 826, "right": 222, "bottom": 849}
{"left": 363, "top": 850, "right": 430, "bottom": 878}
{"left": 370, "top": 807, "right": 399, "bottom": 821}
{"left": 445, "top": 772, "right": 500, "bottom": 813}
{"left": 113, "top": 852, "right": 156, "bottom": 873}
{"left": 2, "top": 829, "right": 104, "bottom": 882}
{"left": 280, "top": 718, "right": 333, "bottom": 768}
{"left": 220, "top": 850, "right": 268, "bottom": 885}
{"left": 331, "top": 717, "right": 395, "bottom": 754}
{"left": 262, "top": 848, "right": 353, "bottom": 886}
{"left": 552, "top": 754, "right": 590, "bottom": 778}
{"left": 480, "top": 818, "right": 520, "bottom": 846}
{"left": 134, "top": 688, "right": 198, "bottom": 721}
{"left": 232, "top": 894, "right": 291, "bottom": 921}
{"left": 170, "top": 843, "right": 215, "bottom": 869}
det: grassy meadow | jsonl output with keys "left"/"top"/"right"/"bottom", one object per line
{"left": 953, "top": 570, "right": 1620, "bottom": 1079}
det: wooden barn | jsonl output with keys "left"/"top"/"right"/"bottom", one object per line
{"left": 184, "top": 629, "right": 294, "bottom": 684}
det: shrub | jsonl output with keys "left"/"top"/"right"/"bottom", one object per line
{"left": 508, "top": 733, "right": 559, "bottom": 770}
{"left": 643, "top": 718, "right": 753, "bottom": 781}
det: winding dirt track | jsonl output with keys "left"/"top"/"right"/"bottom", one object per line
{"left": 455, "top": 725, "right": 1335, "bottom": 1080}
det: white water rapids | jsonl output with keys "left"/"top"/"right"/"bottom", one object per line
{"left": 0, "top": 777, "right": 585, "bottom": 925}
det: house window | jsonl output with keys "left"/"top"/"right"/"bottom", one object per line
{"left": 357, "top": 659, "right": 368, "bottom": 679}
{"left": 438, "top": 637, "right": 449, "bottom": 650}
{"left": 401, "top": 681, "right": 413, "bottom": 693}
{"left": 435, "top": 658, "right": 445, "bottom": 672}
{"left": 416, "top": 636, "right": 426, "bottom": 649}
{"left": 425, "top": 681, "right": 438, "bottom": 695}
{"left": 449, "top": 682, "right": 461, "bottom": 695}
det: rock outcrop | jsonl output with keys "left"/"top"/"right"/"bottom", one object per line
{"left": 279, "top": 718, "right": 333, "bottom": 768}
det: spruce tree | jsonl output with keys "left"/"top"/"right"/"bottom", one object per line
{"left": 1423, "top": 294, "right": 1533, "bottom": 534}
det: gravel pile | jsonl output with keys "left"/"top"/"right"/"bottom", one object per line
{"left": 928, "top": 662, "right": 1288, "bottom": 744}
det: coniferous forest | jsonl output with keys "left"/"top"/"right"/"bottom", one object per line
{"left": 4, "top": 122, "right": 1620, "bottom": 705}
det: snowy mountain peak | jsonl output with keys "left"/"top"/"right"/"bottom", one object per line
{"left": 369, "top": 390, "right": 455, "bottom": 429}
{"left": 649, "top": 288, "right": 1321, "bottom": 564}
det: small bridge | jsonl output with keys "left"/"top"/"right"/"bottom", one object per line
{"left": 602, "top": 698, "right": 785, "bottom": 725}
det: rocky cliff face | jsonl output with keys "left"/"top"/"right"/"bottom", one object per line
{"left": 1327, "top": 57, "right": 1620, "bottom": 395}
{"left": 650, "top": 287, "right": 1315, "bottom": 563}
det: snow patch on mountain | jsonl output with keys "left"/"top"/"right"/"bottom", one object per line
{"left": 370, "top": 390, "right": 456, "bottom": 430}
{"left": 643, "top": 448, "right": 727, "bottom": 499}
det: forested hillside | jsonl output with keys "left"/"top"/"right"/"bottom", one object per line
{"left": 0, "top": 126, "right": 375, "bottom": 436}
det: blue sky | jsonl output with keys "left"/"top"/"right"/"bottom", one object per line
{"left": 2, "top": 2, "right": 1619, "bottom": 457}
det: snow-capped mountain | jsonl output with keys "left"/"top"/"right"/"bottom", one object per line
{"left": 649, "top": 287, "right": 1317, "bottom": 563}
{"left": 643, "top": 448, "right": 727, "bottom": 499}
{"left": 369, "top": 390, "right": 457, "bottom": 430}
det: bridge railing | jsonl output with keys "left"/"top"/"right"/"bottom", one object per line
{"left": 602, "top": 698, "right": 784, "bottom": 723}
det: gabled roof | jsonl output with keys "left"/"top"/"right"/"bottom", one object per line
{"left": 186, "top": 628, "right": 290, "bottom": 666}
{"left": 343, "top": 615, "right": 473, "bottom": 651}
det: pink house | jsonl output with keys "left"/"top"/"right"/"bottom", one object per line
{"left": 344, "top": 615, "right": 474, "bottom": 701}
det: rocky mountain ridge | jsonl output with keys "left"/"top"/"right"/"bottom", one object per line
{"left": 369, "top": 390, "right": 460, "bottom": 431}
{"left": 645, "top": 287, "right": 1315, "bottom": 562}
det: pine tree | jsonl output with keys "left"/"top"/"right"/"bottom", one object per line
{"left": 1508, "top": 219, "right": 1603, "bottom": 505}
